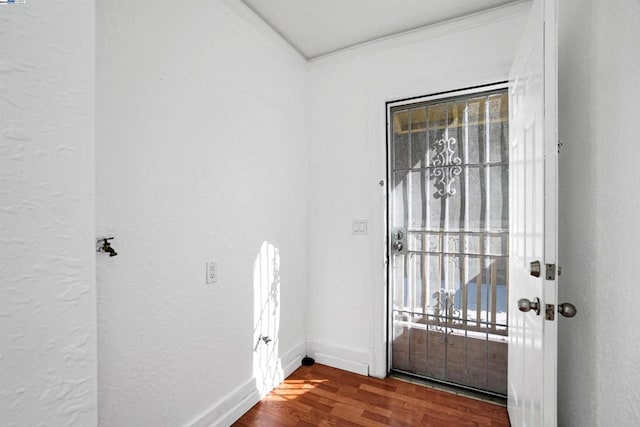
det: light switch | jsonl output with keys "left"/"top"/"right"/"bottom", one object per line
{"left": 352, "top": 219, "right": 367, "bottom": 236}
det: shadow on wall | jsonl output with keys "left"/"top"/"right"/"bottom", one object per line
{"left": 253, "top": 241, "right": 282, "bottom": 397}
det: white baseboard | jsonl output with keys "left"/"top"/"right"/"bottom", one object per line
{"left": 187, "top": 378, "right": 258, "bottom": 427}
{"left": 314, "top": 352, "right": 369, "bottom": 376}
{"left": 282, "top": 341, "right": 306, "bottom": 378}
{"left": 186, "top": 340, "right": 305, "bottom": 427}
{"left": 306, "top": 339, "right": 370, "bottom": 376}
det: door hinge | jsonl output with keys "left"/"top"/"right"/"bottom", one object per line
{"left": 545, "top": 304, "right": 555, "bottom": 321}
{"left": 545, "top": 263, "right": 556, "bottom": 280}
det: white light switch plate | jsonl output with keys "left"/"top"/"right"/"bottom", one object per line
{"left": 352, "top": 219, "right": 367, "bottom": 235}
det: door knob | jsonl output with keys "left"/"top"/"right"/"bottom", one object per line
{"left": 518, "top": 297, "right": 541, "bottom": 315}
{"left": 558, "top": 302, "right": 577, "bottom": 318}
{"left": 392, "top": 241, "right": 403, "bottom": 252}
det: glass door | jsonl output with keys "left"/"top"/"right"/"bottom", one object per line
{"left": 388, "top": 86, "right": 509, "bottom": 395}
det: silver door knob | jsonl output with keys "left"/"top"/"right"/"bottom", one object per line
{"left": 392, "top": 241, "right": 403, "bottom": 252}
{"left": 518, "top": 297, "right": 541, "bottom": 315}
{"left": 558, "top": 302, "right": 577, "bottom": 318}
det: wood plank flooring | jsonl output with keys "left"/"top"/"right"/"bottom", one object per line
{"left": 234, "top": 363, "right": 510, "bottom": 426}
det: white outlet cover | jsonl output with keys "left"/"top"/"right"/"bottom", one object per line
{"left": 206, "top": 261, "right": 217, "bottom": 284}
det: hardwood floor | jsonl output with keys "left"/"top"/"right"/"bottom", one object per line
{"left": 234, "top": 363, "right": 510, "bottom": 426}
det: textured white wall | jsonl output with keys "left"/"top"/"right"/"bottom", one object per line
{"left": 305, "top": 5, "right": 529, "bottom": 377}
{"left": 96, "top": 1, "right": 308, "bottom": 426}
{"left": 558, "top": 0, "right": 640, "bottom": 425}
{"left": 0, "top": 2, "right": 97, "bottom": 426}
{"left": 6, "top": 1, "right": 635, "bottom": 425}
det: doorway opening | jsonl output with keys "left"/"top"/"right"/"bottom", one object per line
{"left": 386, "top": 83, "right": 509, "bottom": 396}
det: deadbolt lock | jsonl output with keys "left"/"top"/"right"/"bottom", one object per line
{"left": 390, "top": 227, "right": 407, "bottom": 255}
{"left": 530, "top": 261, "right": 557, "bottom": 280}
{"left": 530, "top": 261, "right": 541, "bottom": 277}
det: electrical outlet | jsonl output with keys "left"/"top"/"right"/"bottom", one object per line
{"left": 206, "top": 261, "right": 217, "bottom": 284}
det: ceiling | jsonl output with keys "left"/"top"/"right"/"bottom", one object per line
{"left": 240, "top": 0, "right": 521, "bottom": 59}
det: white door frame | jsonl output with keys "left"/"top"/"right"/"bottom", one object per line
{"left": 384, "top": 82, "right": 511, "bottom": 379}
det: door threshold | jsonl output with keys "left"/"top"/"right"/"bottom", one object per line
{"left": 389, "top": 371, "right": 507, "bottom": 406}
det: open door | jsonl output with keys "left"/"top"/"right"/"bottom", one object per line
{"left": 508, "top": 0, "right": 558, "bottom": 425}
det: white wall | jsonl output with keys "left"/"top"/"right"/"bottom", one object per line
{"left": 95, "top": 0, "right": 308, "bottom": 426}
{"left": 0, "top": 2, "right": 97, "bottom": 426}
{"left": 558, "top": 0, "right": 640, "bottom": 425}
{"left": 5, "top": 1, "right": 635, "bottom": 425}
{"left": 305, "top": 4, "right": 529, "bottom": 377}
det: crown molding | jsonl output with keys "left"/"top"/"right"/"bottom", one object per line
{"left": 220, "top": 0, "right": 531, "bottom": 70}
{"left": 220, "top": 0, "right": 307, "bottom": 65}
{"left": 307, "top": 0, "right": 531, "bottom": 68}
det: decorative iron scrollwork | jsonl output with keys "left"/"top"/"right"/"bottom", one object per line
{"left": 431, "top": 137, "right": 462, "bottom": 197}
{"left": 432, "top": 288, "right": 461, "bottom": 337}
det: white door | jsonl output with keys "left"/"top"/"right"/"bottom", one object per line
{"left": 507, "top": 0, "right": 558, "bottom": 425}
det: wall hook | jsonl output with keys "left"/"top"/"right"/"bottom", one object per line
{"left": 98, "top": 237, "right": 117, "bottom": 257}
{"left": 260, "top": 335, "right": 272, "bottom": 344}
